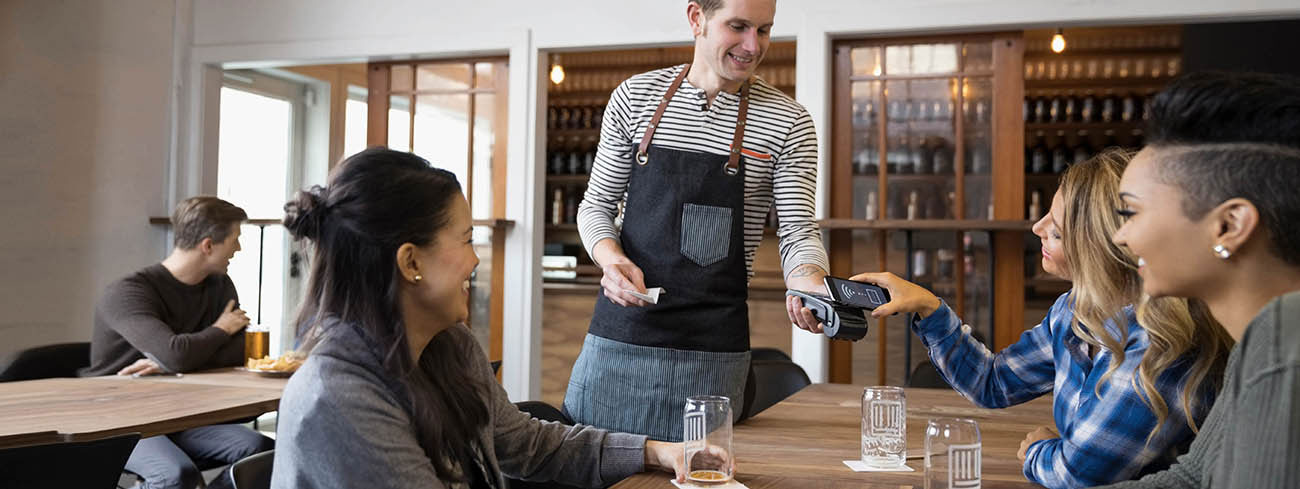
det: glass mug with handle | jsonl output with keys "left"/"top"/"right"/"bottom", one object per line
{"left": 683, "top": 395, "right": 734, "bottom": 485}
{"left": 861, "top": 386, "right": 907, "bottom": 468}
{"left": 925, "top": 418, "right": 981, "bottom": 489}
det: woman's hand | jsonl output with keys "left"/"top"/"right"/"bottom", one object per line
{"left": 645, "top": 440, "right": 687, "bottom": 482}
{"left": 848, "top": 272, "right": 942, "bottom": 319}
{"left": 1017, "top": 426, "right": 1059, "bottom": 462}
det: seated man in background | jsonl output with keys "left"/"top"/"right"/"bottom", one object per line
{"left": 81, "top": 196, "right": 273, "bottom": 489}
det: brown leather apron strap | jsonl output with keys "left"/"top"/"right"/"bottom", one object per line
{"left": 636, "top": 64, "right": 752, "bottom": 174}
{"left": 726, "top": 81, "right": 751, "bottom": 174}
{"left": 636, "top": 64, "right": 692, "bottom": 165}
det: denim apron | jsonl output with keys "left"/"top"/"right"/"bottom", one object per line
{"left": 565, "top": 64, "right": 752, "bottom": 441}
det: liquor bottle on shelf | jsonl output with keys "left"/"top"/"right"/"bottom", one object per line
{"left": 565, "top": 192, "right": 579, "bottom": 224}
{"left": 1080, "top": 92, "right": 1096, "bottom": 123}
{"left": 933, "top": 143, "right": 953, "bottom": 174}
{"left": 864, "top": 190, "right": 878, "bottom": 220}
{"left": 1072, "top": 131, "right": 1092, "bottom": 164}
{"left": 1023, "top": 98, "right": 1031, "bottom": 123}
{"left": 916, "top": 137, "right": 933, "bottom": 175}
{"left": 1048, "top": 96, "right": 1062, "bottom": 123}
{"left": 1063, "top": 94, "right": 1077, "bottom": 124}
{"left": 551, "top": 187, "right": 564, "bottom": 225}
{"left": 906, "top": 190, "right": 920, "bottom": 220}
{"left": 1030, "top": 131, "right": 1050, "bottom": 174}
{"left": 1033, "top": 97, "right": 1048, "bottom": 124}
{"left": 1028, "top": 189, "right": 1042, "bottom": 221}
{"left": 937, "top": 248, "right": 956, "bottom": 280}
{"left": 912, "top": 250, "right": 929, "bottom": 279}
{"left": 1100, "top": 94, "right": 1116, "bottom": 123}
{"left": 1121, "top": 94, "right": 1138, "bottom": 123}
{"left": 557, "top": 106, "right": 572, "bottom": 130}
{"left": 1052, "top": 131, "right": 1069, "bottom": 173}
{"left": 547, "top": 107, "right": 558, "bottom": 130}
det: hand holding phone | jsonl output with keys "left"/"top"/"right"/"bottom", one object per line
{"left": 824, "top": 276, "right": 892, "bottom": 310}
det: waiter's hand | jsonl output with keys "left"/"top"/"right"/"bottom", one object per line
{"left": 785, "top": 264, "right": 828, "bottom": 334}
{"left": 849, "top": 272, "right": 941, "bottom": 319}
{"left": 601, "top": 258, "right": 650, "bottom": 307}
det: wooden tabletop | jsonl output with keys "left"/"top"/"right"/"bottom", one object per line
{"left": 612, "top": 384, "right": 1053, "bottom": 489}
{"left": 0, "top": 368, "right": 287, "bottom": 449}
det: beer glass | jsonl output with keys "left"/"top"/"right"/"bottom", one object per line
{"left": 861, "top": 386, "right": 907, "bottom": 468}
{"left": 684, "top": 395, "right": 733, "bottom": 485}
{"left": 244, "top": 324, "right": 271, "bottom": 362}
{"left": 925, "top": 418, "right": 981, "bottom": 489}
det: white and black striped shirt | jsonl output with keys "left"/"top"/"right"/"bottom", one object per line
{"left": 577, "top": 64, "right": 829, "bottom": 279}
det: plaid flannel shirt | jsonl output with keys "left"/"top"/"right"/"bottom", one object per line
{"left": 912, "top": 292, "right": 1213, "bottom": 489}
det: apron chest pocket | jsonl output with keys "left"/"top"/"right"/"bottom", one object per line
{"left": 680, "top": 203, "right": 732, "bottom": 267}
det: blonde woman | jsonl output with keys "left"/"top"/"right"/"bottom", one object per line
{"left": 850, "top": 149, "right": 1231, "bottom": 489}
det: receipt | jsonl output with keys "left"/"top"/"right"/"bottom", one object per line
{"left": 624, "top": 287, "right": 666, "bottom": 304}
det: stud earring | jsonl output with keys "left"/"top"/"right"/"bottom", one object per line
{"left": 413, "top": 274, "right": 423, "bottom": 282}
{"left": 1212, "top": 244, "right": 1232, "bottom": 260}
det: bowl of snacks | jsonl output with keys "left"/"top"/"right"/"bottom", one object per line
{"left": 244, "top": 353, "right": 304, "bottom": 378}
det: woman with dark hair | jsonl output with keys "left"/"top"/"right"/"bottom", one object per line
{"left": 271, "top": 148, "right": 685, "bottom": 489}
{"left": 848, "top": 148, "right": 1229, "bottom": 489}
{"left": 1100, "top": 71, "right": 1300, "bottom": 488}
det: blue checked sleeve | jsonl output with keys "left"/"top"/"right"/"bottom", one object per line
{"left": 910, "top": 298, "right": 1060, "bottom": 408}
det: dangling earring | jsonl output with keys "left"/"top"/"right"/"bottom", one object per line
{"left": 413, "top": 274, "right": 423, "bottom": 282}
{"left": 1212, "top": 244, "right": 1232, "bottom": 259}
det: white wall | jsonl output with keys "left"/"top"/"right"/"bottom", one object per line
{"left": 0, "top": 0, "right": 175, "bottom": 359}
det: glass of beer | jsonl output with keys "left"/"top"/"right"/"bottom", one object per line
{"left": 862, "top": 386, "right": 907, "bottom": 468}
{"left": 244, "top": 324, "right": 270, "bottom": 363}
{"left": 683, "top": 395, "right": 733, "bottom": 485}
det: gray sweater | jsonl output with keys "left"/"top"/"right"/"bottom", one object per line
{"left": 1098, "top": 291, "right": 1300, "bottom": 488}
{"left": 80, "top": 263, "right": 244, "bottom": 376}
{"left": 272, "top": 321, "right": 648, "bottom": 489}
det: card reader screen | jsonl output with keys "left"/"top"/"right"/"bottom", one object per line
{"left": 825, "top": 276, "right": 891, "bottom": 309}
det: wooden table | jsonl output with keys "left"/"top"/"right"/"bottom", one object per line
{"left": 0, "top": 368, "right": 287, "bottom": 449}
{"left": 612, "top": 384, "right": 1053, "bottom": 489}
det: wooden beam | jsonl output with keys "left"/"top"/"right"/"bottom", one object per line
{"left": 991, "top": 33, "right": 1026, "bottom": 351}
{"left": 828, "top": 46, "right": 855, "bottom": 384}
{"left": 366, "top": 65, "right": 390, "bottom": 147}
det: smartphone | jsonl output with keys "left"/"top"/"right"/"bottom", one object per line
{"left": 824, "top": 276, "right": 891, "bottom": 310}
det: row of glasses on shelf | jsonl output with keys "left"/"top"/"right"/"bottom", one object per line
{"left": 1024, "top": 55, "right": 1181, "bottom": 81}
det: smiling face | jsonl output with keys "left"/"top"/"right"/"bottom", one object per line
{"left": 1112, "top": 147, "right": 1219, "bottom": 299}
{"left": 409, "top": 194, "right": 479, "bottom": 327}
{"left": 688, "top": 0, "right": 775, "bottom": 88}
{"left": 1031, "top": 191, "right": 1070, "bottom": 280}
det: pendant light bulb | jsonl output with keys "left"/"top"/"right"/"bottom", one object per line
{"left": 1051, "top": 29, "right": 1067, "bottom": 54}
{"left": 550, "top": 63, "right": 566, "bottom": 85}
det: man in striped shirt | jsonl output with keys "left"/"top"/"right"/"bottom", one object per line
{"left": 565, "top": 0, "right": 830, "bottom": 442}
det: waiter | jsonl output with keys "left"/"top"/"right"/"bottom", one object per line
{"left": 568, "top": 0, "right": 829, "bottom": 441}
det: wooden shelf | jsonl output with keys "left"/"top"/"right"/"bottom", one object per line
{"left": 546, "top": 174, "right": 591, "bottom": 184}
{"left": 819, "top": 219, "right": 1033, "bottom": 231}
{"left": 1025, "top": 122, "right": 1143, "bottom": 132}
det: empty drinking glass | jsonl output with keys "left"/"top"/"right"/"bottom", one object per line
{"left": 684, "top": 395, "right": 733, "bottom": 484}
{"left": 861, "top": 386, "right": 907, "bottom": 468}
{"left": 925, "top": 418, "right": 981, "bottom": 489}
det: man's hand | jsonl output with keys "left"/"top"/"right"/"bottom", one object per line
{"left": 214, "top": 299, "right": 250, "bottom": 335}
{"left": 1017, "top": 426, "right": 1059, "bottom": 462}
{"left": 117, "top": 358, "right": 164, "bottom": 376}
{"left": 644, "top": 440, "right": 687, "bottom": 482}
{"left": 848, "top": 272, "right": 942, "bottom": 319}
{"left": 592, "top": 239, "right": 650, "bottom": 307}
{"left": 785, "top": 264, "right": 827, "bottom": 334}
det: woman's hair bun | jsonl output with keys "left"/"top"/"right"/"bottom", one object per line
{"left": 283, "top": 185, "right": 328, "bottom": 240}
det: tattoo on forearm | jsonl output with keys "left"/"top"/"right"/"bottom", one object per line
{"left": 788, "top": 264, "right": 824, "bottom": 279}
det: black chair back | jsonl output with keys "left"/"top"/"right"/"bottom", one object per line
{"left": 906, "top": 360, "right": 953, "bottom": 389}
{"left": 749, "top": 347, "right": 791, "bottom": 363}
{"left": 0, "top": 433, "right": 140, "bottom": 489}
{"left": 742, "top": 359, "right": 811, "bottom": 420}
{"left": 0, "top": 342, "right": 91, "bottom": 382}
{"left": 229, "top": 449, "right": 275, "bottom": 489}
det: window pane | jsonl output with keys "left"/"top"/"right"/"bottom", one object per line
{"left": 851, "top": 46, "right": 882, "bottom": 77}
{"left": 468, "top": 225, "right": 494, "bottom": 355}
{"left": 412, "top": 94, "right": 470, "bottom": 192}
{"left": 343, "top": 87, "right": 368, "bottom": 160}
{"left": 963, "top": 42, "right": 993, "bottom": 73}
{"left": 472, "top": 93, "right": 498, "bottom": 219}
{"left": 885, "top": 43, "right": 959, "bottom": 75}
{"left": 388, "top": 95, "right": 411, "bottom": 152}
{"left": 391, "top": 64, "right": 413, "bottom": 92}
{"left": 416, "top": 62, "right": 471, "bottom": 91}
{"left": 474, "top": 62, "right": 496, "bottom": 90}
